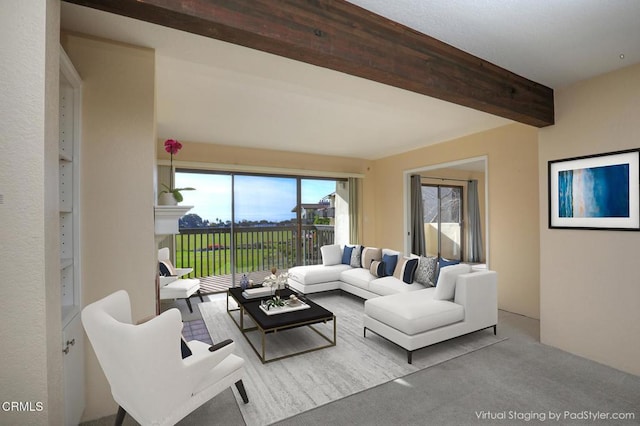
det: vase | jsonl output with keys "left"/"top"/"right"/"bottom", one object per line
{"left": 158, "top": 192, "right": 178, "bottom": 206}
{"left": 240, "top": 274, "right": 249, "bottom": 290}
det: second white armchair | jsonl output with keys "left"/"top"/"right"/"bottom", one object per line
{"left": 158, "top": 247, "right": 203, "bottom": 313}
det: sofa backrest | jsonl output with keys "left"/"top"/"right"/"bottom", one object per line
{"left": 454, "top": 270, "right": 498, "bottom": 326}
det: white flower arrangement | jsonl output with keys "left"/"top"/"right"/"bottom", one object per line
{"left": 263, "top": 272, "right": 289, "bottom": 291}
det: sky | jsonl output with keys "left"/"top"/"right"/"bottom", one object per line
{"left": 174, "top": 172, "right": 337, "bottom": 223}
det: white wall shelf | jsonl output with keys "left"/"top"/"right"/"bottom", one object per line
{"left": 59, "top": 45, "right": 85, "bottom": 426}
{"left": 154, "top": 205, "right": 193, "bottom": 236}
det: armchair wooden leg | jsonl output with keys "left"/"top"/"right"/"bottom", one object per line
{"left": 235, "top": 380, "right": 249, "bottom": 404}
{"left": 197, "top": 289, "right": 204, "bottom": 302}
{"left": 185, "top": 297, "right": 194, "bottom": 313}
{"left": 115, "top": 406, "right": 126, "bottom": 426}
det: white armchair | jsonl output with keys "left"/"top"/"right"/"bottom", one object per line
{"left": 81, "top": 290, "right": 248, "bottom": 426}
{"left": 158, "top": 247, "right": 203, "bottom": 313}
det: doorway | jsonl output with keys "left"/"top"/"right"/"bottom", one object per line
{"left": 404, "top": 156, "right": 488, "bottom": 266}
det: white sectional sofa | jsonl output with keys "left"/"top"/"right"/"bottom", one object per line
{"left": 288, "top": 245, "right": 427, "bottom": 298}
{"left": 287, "top": 244, "right": 498, "bottom": 363}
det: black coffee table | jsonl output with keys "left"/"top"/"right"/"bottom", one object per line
{"left": 227, "top": 287, "right": 336, "bottom": 363}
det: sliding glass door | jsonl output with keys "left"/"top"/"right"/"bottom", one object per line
{"left": 233, "top": 175, "right": 297, "bottom": 282}
{"left": 422, "top": 185, "right": 463, "bottom": 261}
{"left": 172, "top": 169, "right": 345, "bottom": 288}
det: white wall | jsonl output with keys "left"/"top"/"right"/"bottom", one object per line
{"left": 334, "top": 180, "right": 350, "bottom": 245}
{"left": 539, "top": 62, "right": 640, "bottom": 376}
{"left": 0, "top": 0, "right": 63, "bottom": 424}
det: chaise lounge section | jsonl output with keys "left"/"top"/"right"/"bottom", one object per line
{"left": 364, "top": 266, "right": 497, "bottom": 363}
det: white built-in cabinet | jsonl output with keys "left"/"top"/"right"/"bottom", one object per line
{"left": 59, "top": 46, "right": 84, "bottom": 426}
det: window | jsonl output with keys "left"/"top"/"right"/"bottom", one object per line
{"left": 422, "top": 184, "right": 463, "bottom": 261}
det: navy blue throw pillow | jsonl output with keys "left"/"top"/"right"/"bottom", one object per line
{"left": 342, "top": 245, "right": 354, "bottom": 265}
{"left": 382, "top": 254, "right": 398, "bottom": 277}
{"left": 399, "top": 257, "right": 419, "bottom": 284}
{"left": 439, "top": 258, "right": 460, "bottom": 269}
{"left": 159, "top": 262, "right": 172, "bottom": 277}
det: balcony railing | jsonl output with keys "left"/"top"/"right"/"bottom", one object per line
{"left": 173, "top": 225, "right": 334, "bottom": 281}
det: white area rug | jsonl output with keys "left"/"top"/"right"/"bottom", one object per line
{"left": 199, "top": 292, "right": 506, "bottom": 426}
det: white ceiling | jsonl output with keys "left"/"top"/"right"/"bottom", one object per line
{"left": 60, "top": 1, "right": 640, "bottom": 160}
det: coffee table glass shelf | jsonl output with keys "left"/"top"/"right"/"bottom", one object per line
{"left": 227, "top": 287, "right": 336, "bottom": 363}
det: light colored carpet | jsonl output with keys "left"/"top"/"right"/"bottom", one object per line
{"left": 199, "top": 292, "right": 506, "bottom": 426}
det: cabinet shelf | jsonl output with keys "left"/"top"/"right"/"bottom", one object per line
{"left": 59, "top": 46, "right": 81, "bottom": 322}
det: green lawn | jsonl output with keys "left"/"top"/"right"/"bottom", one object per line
{"left": 174, "top": 229, "right": 298, "bottom": 276}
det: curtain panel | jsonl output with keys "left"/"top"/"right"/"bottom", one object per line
{"left": 410, "top": 175, "right": 426, "bottom": 256}
{"left": 348, "top": 177, "right": 359, "bottom": 244}
{"left": 467, "top": 179, "right": 484, "bottom": 263}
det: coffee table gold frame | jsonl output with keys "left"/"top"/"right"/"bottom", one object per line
{"left": 227, "top": 290, "right": 336, "bottom": 363}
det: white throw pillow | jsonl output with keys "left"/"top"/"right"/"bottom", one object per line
{"left": 434, "top": 264, "right": 472, "bottom": 300}
{"left": 321, "top": 244, "right": 343, "bottom": 266}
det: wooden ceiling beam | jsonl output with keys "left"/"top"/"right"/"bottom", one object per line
{"left": 63, "top": 0, "right": 554, "bottom": 127}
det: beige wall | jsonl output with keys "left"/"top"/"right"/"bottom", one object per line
{"left": 1, "top": 1, "right": 63, "bottom": 424}
{"left": 158, "top": 140, "right": 370, "bottom": 177}
{"left": 371, "top": 124, "right": 540, "bottom": 318}
{"left": 539, "top": 63, "right": 640, "bottom": 376}
{"left": 61, "top": 33, "right": 158, "bottom": 420}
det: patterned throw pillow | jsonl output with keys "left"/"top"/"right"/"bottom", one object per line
{"left": 369, "top": 260, "right": 385, "bottom": 278}
{"left": 414, "top": 256, "right": 437, "bottom": 286}
{"left": 349, "top": 245, "right": 363, "bottom": 268}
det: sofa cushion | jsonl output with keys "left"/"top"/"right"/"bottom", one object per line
{"left": 381, "top": 253, "right": 398, "bottom": 277}
{"left": 288, "top": 264, "right": 351, "bottom": 285}
{"left": 414, "top": 256, "right": 437, "bottom": 286}
{"left": 348, "top": 245, "right": 363, "bottom": 268}
{"left": 436, "top": 257, "right": 461, "bottom": 280}
{"left": 393, "top": 257, "right": 419, "bottom": 284}
{"left": 365, "top": 288, "right": 464, "bottom": 335}
{"left": 361, "top": 247, "right": 382, "bottom": 269}
{"left": 369, "top": 276, "right": 427, "bottom": 296}
{"left": 340, "top": 267, "right": 376, "bottom": 290}
{"left": 434, "top": 264, "right": 472, "bottom": 300}
{"left": 342, "top": 245, "right": 354, "bottom": 265}
{"left": 321, "top": 244, "right": 343, "bottom": 266}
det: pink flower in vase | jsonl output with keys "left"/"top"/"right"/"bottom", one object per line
{"left": 160, "top": 138, "right": 194, "bottom": 204}
{"left": 164, "top": 138, "right": 182, "bottom": 191}
{"left": 164, "top": 138, "right": 182, "bottom": 155}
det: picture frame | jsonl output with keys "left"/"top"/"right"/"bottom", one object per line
{"left": 548, "top": 148, "right": 640, "bottom": 231}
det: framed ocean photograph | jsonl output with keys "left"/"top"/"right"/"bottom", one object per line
{"left": 548, "top": 149, "right": 640, "bottom": 230}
